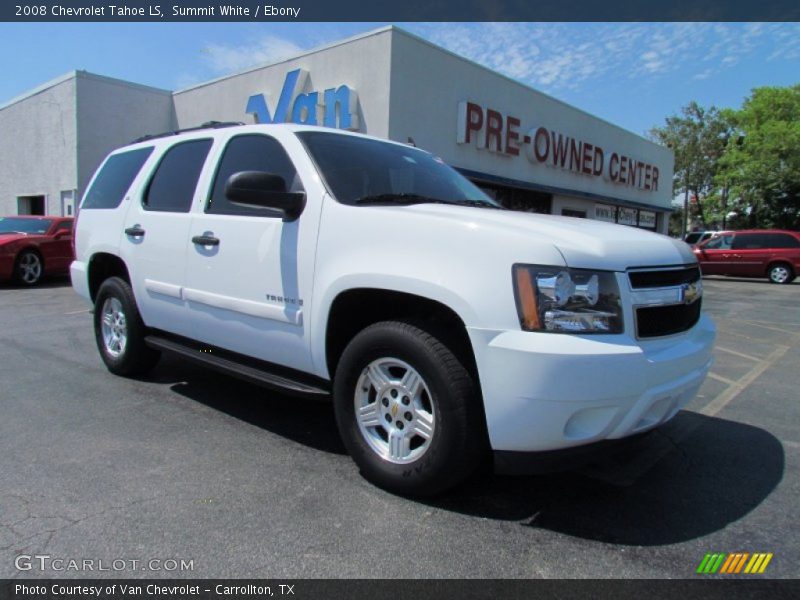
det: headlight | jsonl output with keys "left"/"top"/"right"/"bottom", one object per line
{"left": 512, "top": 264, "right": 623, "bottom": 333}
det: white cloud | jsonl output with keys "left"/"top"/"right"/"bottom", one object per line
{"left": 411, "top": 22, "right": 795, "bottom": 94}
{"left": 692, "top": 69, "right": 713, "bottom": 81}
{"left": 201, "top": 34, "right": 305, "bottom": 75}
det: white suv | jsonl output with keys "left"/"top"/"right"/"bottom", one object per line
{"left": 71, "top": 123, "right": 715, "bottom": 495}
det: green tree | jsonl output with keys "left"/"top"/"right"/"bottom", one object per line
{"left": 649, "top": 102, "right": 733, "bottom": 235}
{"left": 717, "top": 85, "right": 800, "bottom": 229}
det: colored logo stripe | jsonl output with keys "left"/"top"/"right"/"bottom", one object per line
{"left": 697, "top": 553, "right": 726, "bottom": 573}
{"left": 697, "top": 552, "right": 773, "bottom": 574}
{"left": 744, "top": 553, "right": 773, "bottom": 574}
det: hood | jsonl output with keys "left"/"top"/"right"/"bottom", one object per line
{"left": 402, "top": 204, "right": 695, "bottom": 271}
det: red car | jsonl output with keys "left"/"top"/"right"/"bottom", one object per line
{"left": 693, "top": 229, "right": 800, "bottom": 284}
{"left": 0, "top": 216, "right": 75, "bottom": 286}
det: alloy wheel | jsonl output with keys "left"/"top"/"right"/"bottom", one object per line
{"left": 354, "top": 357, "right": 436, "bottom": 464}
{"left": 100, "top": 297, "right": 128, "bottom": 358}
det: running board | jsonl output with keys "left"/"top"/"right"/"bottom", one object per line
{"left": 144, "top": 334, "right": 330, "bottom": 399}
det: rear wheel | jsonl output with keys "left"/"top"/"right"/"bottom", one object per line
{"left": 14, "top": 250, "right": 43, "bottom": 286}
{"left": 333, "top": 321, "right": 486, "bottom": 496}
{"left": 768, "top": 263, "right": 794, "bottom": 284}
{"left": 94, "top": 277, "right": 160, "bottom": 376}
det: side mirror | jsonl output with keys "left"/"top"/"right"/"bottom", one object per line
{"left": 224, "top": 171, "right": 305, "bottom": 221}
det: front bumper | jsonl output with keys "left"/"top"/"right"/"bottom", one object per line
{"left": 70, "top": 260, "right": 92, "bottom": 305}
{"left": 0, "top": 254, "right": 14, "bottom": 281}
{"left": 468, "top": 313, "right": 715, "bottom": 452}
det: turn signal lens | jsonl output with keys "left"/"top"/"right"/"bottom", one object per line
{"left": 514, "top": 266, "right": 541, "bottom": 330}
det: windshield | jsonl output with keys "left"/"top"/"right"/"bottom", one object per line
{"left": 296, "top": 131, "right": 498, "bottom": 207}
{"left": 0, "top": 217, "right": 53, "bottom": 234}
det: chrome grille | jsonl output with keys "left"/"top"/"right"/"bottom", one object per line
{"left": 628, "top": 266, "right": 702, "bottom": 338}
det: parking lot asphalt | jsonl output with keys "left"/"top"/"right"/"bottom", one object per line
{"left": 0, "top": 275, "right": 798, "bottom": 579}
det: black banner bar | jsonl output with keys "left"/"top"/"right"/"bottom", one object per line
{"left": 2, "top": 580, "right": 799, "bottom": 600}
{"left": 3, "top": 1, "right": 800, "bottom": 22}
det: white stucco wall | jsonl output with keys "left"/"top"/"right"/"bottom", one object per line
{"left": 0, "top": 72, "right": 175, "bottom": 216}
{"left": 0, "top": 76, "right": 78, "bottom": 215}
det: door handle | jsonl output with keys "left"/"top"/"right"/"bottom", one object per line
{"left": 124, "top": 225, "right": 145, "bottom": 237}
{"left": 192, "top": 234, "right": 220, "bottom": 246}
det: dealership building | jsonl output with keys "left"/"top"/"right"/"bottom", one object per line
{"left": 0, "top": 26, "right": 673, "bottom": 232}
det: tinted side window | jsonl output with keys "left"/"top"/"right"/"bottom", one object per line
{"left": 767, "top": 234, "right": 800, "bottom": 249}
{"left": 82, "top": 147, "right": 153, "bottom": 209}
{"left": 54, "top": 221, "right": 73, "bottom": 233}
{"left": 145, "top": 139, "right": 213, "bottom": 212}
{"left": 207, "top": 134, "right": 303, "bottom": 216}
{"left": 732, "top": 233, "right": 771, "bottom": 250}
{"left": 704, "top": 234, "right": 733, "bottom": 250}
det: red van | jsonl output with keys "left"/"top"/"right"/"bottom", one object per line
{"left": 693, "top": 229, "right": 800, "bottom": 284}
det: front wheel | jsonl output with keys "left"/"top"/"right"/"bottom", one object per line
{"left": 768, "top": 263, "right": 794, "bottom": 284}
{"left": 333, "top": 321, "right": 487, "bottom": 496}
{"left": 14, "top": 250, "right": 43, "bottom": 286}
{"left": 93, "top": 277, "right": 160, "bottom": 376}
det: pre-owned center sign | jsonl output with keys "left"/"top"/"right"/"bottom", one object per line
{"left": 457, "top": 101, "right": 661, "bottom": 192}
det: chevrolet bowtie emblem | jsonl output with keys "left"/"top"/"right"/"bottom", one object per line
{"left": 681, "top": 280, "right": 702, "bottom": 304}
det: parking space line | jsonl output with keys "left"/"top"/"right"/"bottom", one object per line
{"left": 63, "top": 309, "right": 90, "bottom": 315}
{"left": 707, "top": 372, "right": 737, "bottom": 386}
{"left": 700, "top": 345, "right": 790, "bottom": 417}
{"left": 715, "top": 346, "right": 761, "bottom": 362}
{"left": 738, "top": 319, "right": 800, "bottom": 335}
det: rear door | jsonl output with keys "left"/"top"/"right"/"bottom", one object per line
{"left": 120, "top": 137, "right": 214, "bottom": 339}
{"left": 729, "top": 233, "right": 771, "bottom": 276}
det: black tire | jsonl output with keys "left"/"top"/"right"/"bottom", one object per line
{"left": 333, "top": 321, "right": 487, "bottom": 496}
{"left": 93, "top": 276, "right": 160, "bottom": 376}
{"left": 13, "top": 249, "right": 44, "bottom": 286}
{"left": 767, "top": 262, "right": 794, "bottom": 284}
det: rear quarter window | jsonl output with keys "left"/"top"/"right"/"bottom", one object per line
{"left": 81, "top": 147, "right": 153, "bottom": 209}
{"left": 767, "top": 234, "right": 800, "bottom": 249}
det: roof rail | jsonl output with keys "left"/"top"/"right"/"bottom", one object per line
{"left": 131, "top": 121, "right": 245, "bottom": 144}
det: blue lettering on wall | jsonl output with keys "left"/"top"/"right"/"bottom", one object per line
{"left": 246, "top": 69, "right": 359, "bottom": 131}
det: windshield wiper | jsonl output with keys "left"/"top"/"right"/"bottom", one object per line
{"left": 354, "top": 194, "right": 500, "bottom": 208}
{"left": 355, "top": 193, "right": 440, "bottom": 205}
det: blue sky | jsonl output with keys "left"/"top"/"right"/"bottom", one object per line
{"left": 1, "top": 22, "right": 798, "bottom": 137}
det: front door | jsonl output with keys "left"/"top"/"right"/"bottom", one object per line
{"left": 729, "top": 233, "right": 772, "bottom": 277}
{"left": 183, "top": 133, "right": 318, "bottom": 373}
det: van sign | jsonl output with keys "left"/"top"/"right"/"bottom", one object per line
{"left": 246, "top": 69, "right": 359, "bottom": 131}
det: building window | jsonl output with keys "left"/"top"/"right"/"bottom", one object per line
{"left": 561, "top": 208, "right": 587, "bottom": 218}
{"left": 475, "top": 183, "right": 552, "bottom": 214}
{"left": 17, "top": 195, "right": 45, "bottom": 215}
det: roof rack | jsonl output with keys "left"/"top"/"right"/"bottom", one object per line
{"left": 131, "top": 121, "right": 245, "bottom": 144}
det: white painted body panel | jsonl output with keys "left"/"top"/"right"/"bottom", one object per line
{"left": 72, "top": 123, "right": 715, "bottom": 454}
